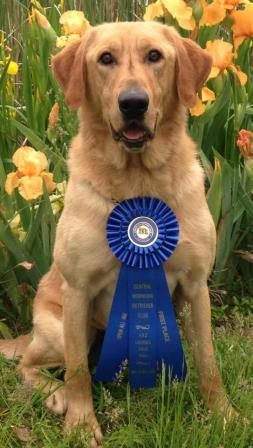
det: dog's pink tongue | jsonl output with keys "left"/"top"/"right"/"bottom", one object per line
{"left": 123, "top": 126, "right": 144, "bottom": 140}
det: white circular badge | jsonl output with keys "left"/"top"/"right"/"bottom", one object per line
{"left": 128, "top": 216, "right": 159, "bottom": 247}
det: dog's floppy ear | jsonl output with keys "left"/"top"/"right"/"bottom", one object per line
{"left": 169, "top": 31, "right": 212, "bottom": 108}
{"left": 52, "top": 40, "right": 84, "bottom": 109}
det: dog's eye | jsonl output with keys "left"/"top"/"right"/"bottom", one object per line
{"left": 148, "top": 50, "right": 163, "bottom": 63}
{"left": 99, "top": 52, "right": 115, "bottom": 65}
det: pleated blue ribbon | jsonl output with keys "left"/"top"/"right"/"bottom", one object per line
{"left": 95, "top": 197, "right": 187, "bottom": 388}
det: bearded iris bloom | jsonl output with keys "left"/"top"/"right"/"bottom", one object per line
{"left": 5, "top": 146, "right": 56, "bottom": 201}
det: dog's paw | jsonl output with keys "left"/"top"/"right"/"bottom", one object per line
{"left": 46, "top": 387, "right": 68, "bottom": 415}
{"left": 222, "top": 406, "right": 249, "bottom": 426}
{"left": 65, "top": 407, "right": 103, "bottom": 446}
{"left": 90, "top": 431, "right": 103, "bottom": 448}
{"left": 88, "top": 419, "right": 103, "bottom": 448}
{"left": 220, "top": 403, "right": 239, "bottom": 421}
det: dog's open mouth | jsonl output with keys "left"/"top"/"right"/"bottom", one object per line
{"left": 111, "top": 122, "right": 154, "bottom": 149}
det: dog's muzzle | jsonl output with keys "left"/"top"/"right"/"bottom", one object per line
{"left": 111, "top": 121, "right": 154, "bottom": 150}
{"left": 110, "top": 88, "right": 153, "bottom": 151}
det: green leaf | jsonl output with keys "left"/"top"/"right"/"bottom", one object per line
{"left": 22, "top": 49, "right": 35, "bottom": 129}
{"left": 10, "top": 119, "right": 46, "bottom": 150}
{"left": 238, "top": 184, "right": 253, "bottom": 219}
{"left": 0, "top": 214, "right": 31, "bottom": 264}
{"left": 0, "top": 322, "right": 12, "bottom": 339}
{"left": 199, "top": 149, "right": 213, "bottom": 184}
{"left": 198, "top": 79, "right": 231, "bottom": 125}
{"left": 206, "top": 160, "right": 222, "bottom": 227}
{"left": 14, "top": 191, "right": 31, "bottom": 233}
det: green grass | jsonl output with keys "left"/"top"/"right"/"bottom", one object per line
{"left": 0, "top": 0, "right": 253, "bottom": 337}
{"left": 0, "top": 314, "right": 252, "bottom": 448}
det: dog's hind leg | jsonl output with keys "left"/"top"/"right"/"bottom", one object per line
{"left": 19, "top": 308, "right": 96, "bottom": 417}
{"left": 175, "top": 283, "right": 237, "bottom": 419}
{"left": 15, "top": 264, "right": 68, "bottom": 415}
{"left": 18, "top": 307, "right": 68, "bottom": 415}
{"left": 0, "top": 334, "right": 31, "bottom": 359}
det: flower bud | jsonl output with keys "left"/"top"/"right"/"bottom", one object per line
{"left": 237, "top": 129, "right": 253, "bottom": 158}
{"left": 33, "top": 10, "right": 57, "bottom": 44}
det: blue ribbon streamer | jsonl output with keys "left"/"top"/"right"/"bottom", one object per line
{"left": 95, "top": 197, "right": 187, "bottom": 388}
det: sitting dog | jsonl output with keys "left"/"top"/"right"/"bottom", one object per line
{"left": 0, "top": 21, "right": 237, "bottom": 447}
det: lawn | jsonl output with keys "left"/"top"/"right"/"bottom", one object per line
{"left": 0, "top": 313, "right": 252, "bottom": 447}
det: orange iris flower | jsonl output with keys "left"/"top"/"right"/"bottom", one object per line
{"left": 190, "top": 86, "right": 216, "bottom": 116}
{"left": 5, "top": 146, "right": 56, "bottom": 201}
{"left": 206, "top": 39, "right": 247, "bottom": 85}
{"left": 200, "top": 0, "right": 226, "bottom": 27}
{"left": 199, "top": 0, "right": 250, "bottom": 27}
{"left": 231, "top": 3, "right": 253, "bottom": 50}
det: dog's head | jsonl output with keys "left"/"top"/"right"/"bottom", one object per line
{"left": 52, "top": 22, "right": 211, "bottom": 153}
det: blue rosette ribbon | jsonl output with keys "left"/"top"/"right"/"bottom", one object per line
{"left": 95, "top": 197, "right": 187, "bottom": 388}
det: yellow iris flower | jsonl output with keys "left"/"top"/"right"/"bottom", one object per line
{"left": 5, "top": 146, "right": 56, "bottom": 201}
{"left": 7, "top": 61, "right": 18, "bottom": 75}
{"left": 144, "top": 0, "right": 195, "bottom": 31}
{"left": 56, "top": 10, "right": 90, "bottom": 48}
{"left": 56, "top": 33, "right": 81, "bottom": 48}
{"left": 0, "top": 59, "right": 18, "bottom": 75}
{"left": 59, "top": 10, "right": 90, "bottom": 36}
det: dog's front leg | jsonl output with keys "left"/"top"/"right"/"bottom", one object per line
{"left": 62, "top": 280, "right": 103, "bottom": 446}
{"left": 176, "top": 281, "right": 237, "bottom": 419}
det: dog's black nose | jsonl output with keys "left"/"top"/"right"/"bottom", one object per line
{"left": 118, "top": 88, "right": 149, "bottom": 119}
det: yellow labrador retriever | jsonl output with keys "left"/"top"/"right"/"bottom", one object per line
{"left": 0, "top": 21, "right": 236, "bottom": 446}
